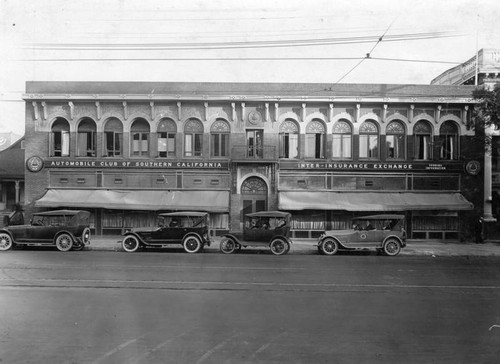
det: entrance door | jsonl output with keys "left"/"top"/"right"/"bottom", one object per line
{"left": 241, "top": 177, "right": 268, "bottom": 219}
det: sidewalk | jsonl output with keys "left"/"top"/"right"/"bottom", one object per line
{"left": 89, "top": 236, "right": 500, "bottom": 257}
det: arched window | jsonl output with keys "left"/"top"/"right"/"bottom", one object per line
{"left": 131, "top": 118, "right": 150, "bottom": 157}
{"left": 77, "top": 118, "right": 97, "bottom": 157}
{"left": 414, "top": 120, "right": 432, "bottom": 160}
{"left": 386, "top": 120, "right": 405, "bottom": 160}
{"left": 279, "top": 119, "right": 299, "bottom": 159}
{"left": 157, "top": 118, "right": 176, "bottom": 158}
{"left": 103, "top": 118, "right": 123, "bottom": 157}
{"left": 359, "top": 120, "right": 379, "bottom": 159}
{"left": 210, "top": 119, "right": 230, "bottom": 157}
{"left": 184, "top": 118, "right": 204, "bottom": 157}
{"left": 439, "top": 121, "right": 459, "bottom": 160}
{"left": 332, "top": 120, "right": 352, "bottom": 159}
{"left": 305, "top": 119, "right": 325, "bottom": 159}
{"left": 50, "top": 118, "right": 70, "bottom": 157}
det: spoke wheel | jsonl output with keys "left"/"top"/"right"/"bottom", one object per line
{"left": 0, "top": 233, "right": 13, "bottom": 251}
{"left": 122, "top": 235, "right": 140, "bottom": 252}
{"left": 270, "top": 238, "right": 289, "bottom": 256}
{"left": 321, "top": 238, "right": 339, "bottom": 256}
{"left": 55, "top": 233, "right": 73, "bottom": 252}
{"left": 183, "top": 235, "right": 202, "bottom": 254}
{"left": 220, "top": 238, "right": 236, "bottom": 254}
{"left": 383, "top": 238, "right": 401, "bottom": 256}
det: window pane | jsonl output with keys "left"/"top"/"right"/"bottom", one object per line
{"left": 359, "top": 135, "right": 368, "bottom": 158}
{"left": 185, "top": 134, "right": 193, "bottom": 156}
{"left": 289, "top": 133, "right": 298, "bottom": 158}
{"left": 343, "top": 135, "right": 352, "bottom": 158}
{"left": 194, "top": 134, "right": 203, "bottom": 156}
{"left": 167, "top": 134, "right": 175, "bottom": 156}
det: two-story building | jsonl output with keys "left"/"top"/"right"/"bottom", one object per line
{"left": 23, "top": 82, "right": 481, "bottom": 241}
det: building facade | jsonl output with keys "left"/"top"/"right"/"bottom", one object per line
{"left": 0, "top": 136, "right": 25, "bottom": 226}
{"left": 23, "top": 82, "right": 481, "bottom": 241}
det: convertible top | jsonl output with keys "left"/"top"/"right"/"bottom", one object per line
{"left": 246, "top": 211, "right": 291, "bottom": 218}
{"left": 159, "top": 211, "right": 208, "bottom": 217}
{"left": 355, "top": 214, "right": 405, "bottom": 220}
{"left": 34, "top": 210, "right": 89, "bottom": 217}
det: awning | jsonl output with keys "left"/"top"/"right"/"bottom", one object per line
{"left": 35, "top": 189, "right": 229, "bottom": 213}
{"left": 278, "top": 191, "right": 473, "bottom": 211}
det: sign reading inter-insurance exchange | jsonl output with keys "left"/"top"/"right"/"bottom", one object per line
{"left": 279, "top": 160, "right": 466, "bottom": 173}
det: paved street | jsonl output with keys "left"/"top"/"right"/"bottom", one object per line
{"left": 1, "top": 250, "right": 500, "bottom": 363}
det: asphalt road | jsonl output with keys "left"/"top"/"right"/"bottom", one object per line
{"left": 1, "top": 250, "right": 499, "bottom": 364}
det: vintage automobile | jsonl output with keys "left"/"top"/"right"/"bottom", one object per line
{"left": 0, "top": 210, "right": 91, "bottom": 252}
{"left": 121, "top": 211, "right": 211, "bottom": 253}
{"left": 317, "top": 214, "right": 406, "bottom": 256}
{"left": 219, "top": 211, "right": 293, "bottom": 255}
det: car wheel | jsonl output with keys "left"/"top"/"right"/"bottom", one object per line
{"left": 0, "top": 233, "right": 13, "bottom": 251}
{"left": 220, "top": 238, "right": 236, "bottom": 254}
{"left": 122, "top": 235, "right": 140, "bottom": 253}
{"left": 270, "top": 238, "right": 288, "bottom": 256}
{"left": 321, "top": 238, "right": 339, "bottom": 256}
{"left": 55, "top": 233, "right": 73, "bottom": 252}
{"left": 183, "top": 235, "right": 202, "bottom": 253}
{"left": 383, "top": 238, "right": 401, "bottom": 256}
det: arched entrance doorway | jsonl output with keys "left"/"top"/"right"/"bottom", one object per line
{"left": 241, "top": 177, "right": 268, "bottom": 219}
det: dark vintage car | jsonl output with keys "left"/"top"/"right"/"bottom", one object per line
{"left": 219, "top": 211, "right": 293, "bottom": 255}
{"left": 0, "top": 210, "right": 91, "bottom": 252}
{"left": 121, "top": 212, "right": 211, "bottom": 253}
{"left": 317, "top": 214, "right": 407, "bottom": 256}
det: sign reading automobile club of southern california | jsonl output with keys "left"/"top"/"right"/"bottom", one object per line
{"left": 41, "top": 158, "right": 229, "bottom": 170}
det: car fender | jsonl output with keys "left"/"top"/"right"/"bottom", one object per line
{"left": 53, "top": 230, "right": 77, "bottom": 243}
{"left": 221, "top": 233, "right": 242, "bottom": 246}
{"left": 318, "top": 235, "right": 345, "bottom": 249}
{"left": 382, "top": 235, "right": 404, "bottom": 247}
{"left": 0, "top": 229, "right": 15, "bottom": 243}
{"left": 268, "top": 234, "right": 292, "bottom": 246}
{"left": 122, "top": 231, "right": 147, "bottom": 245}
{"left": 182, "top": 232, "right": 204, "bottom": 244}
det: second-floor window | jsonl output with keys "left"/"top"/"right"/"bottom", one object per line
{"left": 103, "top": 118, "right": 123, "bottom": 157}
{"left": 386, "top": 120, "right": 405, "bottom": 160}
{"left": 305, "top": 119, "right": 325, "bottom": 159}
{"left": 359, "top": 120, "right": 379, "bottom": 159}
{"left": 279, "top": 119, "right": 299, "bottom": 159}
{"left": 131, "top": 118, "right": 150, "bottom": 157}
{"left": 210, "top": 119, "right": 230, "bottom": 157}
{"left": 414, "top": 120, "right": 433, "bottom": 160}
{"left": 157, "top": 119, "right": 177, "bottom": 158}
{"left": 332, "top": 120, "right": 352, "bottom": 159}
{"left": 439, "top": 121, "right": 459, "bottom": 160}
{"left": 184, "top": 118, "right": 204, "bottom": 157}
{"left": 50, "top": 118, "right": 70, "bottom": 157}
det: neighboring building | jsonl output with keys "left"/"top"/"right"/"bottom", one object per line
{"left": 0, "top": 132, "right": 23, "bottom": 152}
{"left": 0, "top": 136, "right": 25, "bottom": 225}
{"left": 433, "top": 48, "right": 500, "bottom": 241}
{"left": 23, "top": 82, "right": 481, "bottom": 241}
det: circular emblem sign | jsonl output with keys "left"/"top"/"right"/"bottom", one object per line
{"left": 26, "top": 156, "right": 44, "bottom": 173}
{"left": 248, "top": 111, "right": 262, "bottom": 125}
{"left": 360, "top": 233, "right": 367, "bottom": 240}
{"left": 465, "top": 160, "right": 481, "bottom": 176}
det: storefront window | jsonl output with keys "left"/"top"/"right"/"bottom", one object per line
{"left": 414, "top": 120, "right": 432, "bottom": 160}
{"left": 279, "top": 119, "right": 299, "bottom": 159}
{"left": 157, "top": 118, "right": 176, "bottom": 158}
{"left": 359, "top": 120, "right": 379, "bottom": 159}
{"left": 50, "top": 118, "right": 70, "bottom": 157}
{"left": 210, "top": 119, "right": 230, "bottom": 157}
{"left": 184, "top": 118, "right": 204, "bottom": 157}
{"left": 332, "top": 120, "right": 352, "bottom": 159}
{"left": 439, "top": 121, "right": 459, "bottom": 160}
{"left": 130, "top": 118, "right": 150, "bottom": 157}
{"left": 386, "top": 120, "right": 405, "bottom": 160}
{"left": 103, "top": 118, "right": 123, "bottom": 157}
{"left": 305, "top": 119, "right": 325, "bottom": 159}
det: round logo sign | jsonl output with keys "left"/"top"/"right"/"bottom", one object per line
{"left": 465, "top": 160, "right": 481, "bottom": 176}
{"left": 26, "top": 156, "right": 44, "bottom": 172}
{"left": 248, "top": 111, "right": 262, "bottom": 125}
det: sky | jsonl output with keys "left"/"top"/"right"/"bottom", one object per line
{"left": 1, "top": 0, "right": 500, "bottom": 136}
